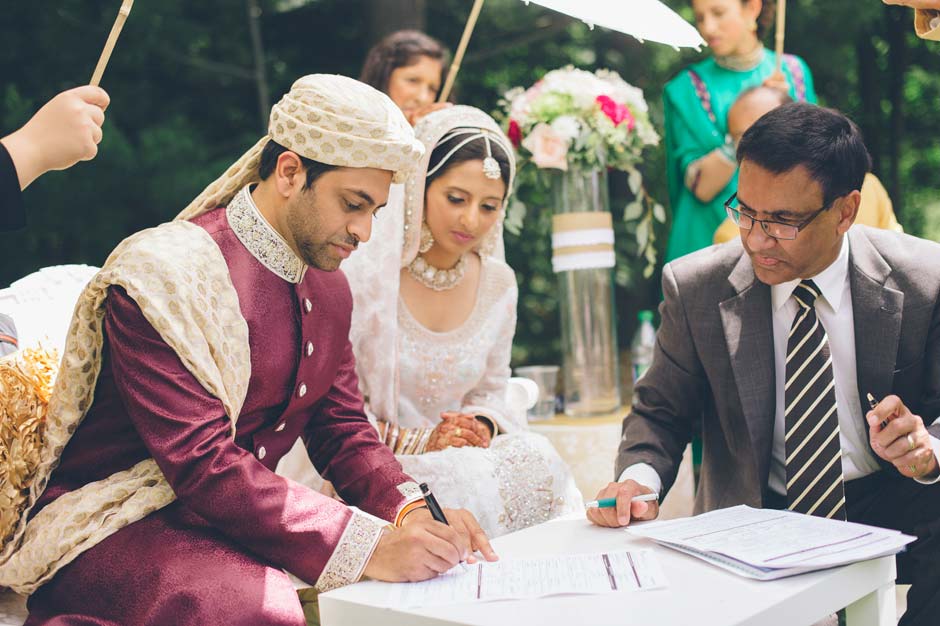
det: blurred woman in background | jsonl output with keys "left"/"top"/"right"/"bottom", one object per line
{"left": 663, "top": 0, "right": 817, "bottom": 263}
{"left": 360, "top": 29, "right": 452, "bottom": 126}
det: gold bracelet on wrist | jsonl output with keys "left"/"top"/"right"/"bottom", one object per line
{"left": 387, "top": 424, "right": 400, "bottom": 452}
{"left": 396, "top": 428, "right": 418, "bottom": 455}
{"left": 404, "top": 428, "right": 422, "bottom": 455}
{"left": 417, "top": 427, "right": 433, "bottom": 454}
{"left": 393, "top": 427, "right": 408, "bottom": 454}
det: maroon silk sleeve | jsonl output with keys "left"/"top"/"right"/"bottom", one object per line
{"left": 104, "top": 285, "right": 353, "bottom": 586}
{"left": 303, "top": 337, "right": 416, "bottom": 522}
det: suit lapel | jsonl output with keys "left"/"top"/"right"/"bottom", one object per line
{"left": 719, "top": 253, "right": 776, "bottom": 482}
{"left": 849, "top": 228, "right": 904, "bottom": 420}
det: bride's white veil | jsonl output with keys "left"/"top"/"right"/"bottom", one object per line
{"left": 341, "top": 105, "right": 517, "bottom": 425}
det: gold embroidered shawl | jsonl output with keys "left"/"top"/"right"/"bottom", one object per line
{"left": 0, "top": 221, "right": 250, "bottom": 594}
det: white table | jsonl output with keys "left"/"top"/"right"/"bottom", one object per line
{"left": 320, "top": 515, "right": 897, "bottom": 626}
{"left": 528, "top": 410, "right": 695, "bottom": 521}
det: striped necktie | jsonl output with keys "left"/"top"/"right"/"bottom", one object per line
{"left": 784, "top": 280, "right": 846, "bottom": 520}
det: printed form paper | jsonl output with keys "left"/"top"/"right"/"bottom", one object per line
{"left": 387, "top": 549, "right": 667, "bottom": 607}
{"left": 629, "top": 505, "right": 914, "bottom": 579}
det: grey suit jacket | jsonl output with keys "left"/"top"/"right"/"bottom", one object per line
{"left": 616, "top": 226, "right": 940, "bottom": 514}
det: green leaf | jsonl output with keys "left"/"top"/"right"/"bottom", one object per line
{"left": 505, "top": 198, "right": 527, "bottom": 235}
{"left": 623, "top": 201, "right": 644, "bottom": 221}
{"left": 636, "top": 218, "right": 650, "bottom": 251}
{"left": 653, "top": 203, "right": 667, "bottom": 223}
{"left": 628, "top": 168, "right": 642, "bottom": 196}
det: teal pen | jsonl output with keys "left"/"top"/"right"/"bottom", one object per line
{"left": 585, "top": 493, "right": 659, "bottom": 508}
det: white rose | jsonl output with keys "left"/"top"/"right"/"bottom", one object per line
{"left": 521, "top": 122, "right": 569, "bottom": 171}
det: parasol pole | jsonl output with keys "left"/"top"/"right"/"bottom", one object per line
{"left": 438, "top": 0, "right": 486, "bottom": 103}
{"left": 774, "top": 0, "right": 786, "bottom": 74}
{"left": 90, "top": 0, "right": 135, "bottom": 86}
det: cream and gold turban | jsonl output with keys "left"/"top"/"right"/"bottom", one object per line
{"left": 177, "top": 74, "right": 424, "bottom": 220}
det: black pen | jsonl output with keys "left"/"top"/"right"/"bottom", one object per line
{"left": 867, "top": 392, "right": 891, "bottom": 430}
{"left": 419, "top": 482, "right": 449, "bottom": 525}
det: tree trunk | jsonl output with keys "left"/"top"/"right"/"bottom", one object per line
{"left": 368, "top": 0, "right": 426, "bottom": 44}
{"left": 856, "top": 31, "right": 881, "bottom": 175}
{"left": 247, "top": 0, "right": 270, "bottom": 134}
{"left": 885, "top": 5, "right": 908, "bottom": 219}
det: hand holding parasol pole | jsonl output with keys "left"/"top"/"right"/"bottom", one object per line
{"left": 438, "top": 0, "right": 486, "bottom": 103}
{"left": 90, "top": 0, "right": 135, "bottom": 87}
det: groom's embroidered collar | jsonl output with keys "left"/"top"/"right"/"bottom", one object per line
{"left": 227, "top": 186, "right": 307, "bottom": 284}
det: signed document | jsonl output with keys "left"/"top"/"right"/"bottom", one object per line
{"left": 387, "top": 550, "right": 667, "bottom": 608}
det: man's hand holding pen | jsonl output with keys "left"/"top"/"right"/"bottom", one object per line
{"left": 586, "top": 480, "right": 660, "bottom": 528}
{"left": 866, "top": 394, "right": 940, "bottom": 480}
{"left": 364, "top": 505, "right": 497, "bottom": 583}
{"left": 400, "top": 506, "right": 498, "bottom": 564}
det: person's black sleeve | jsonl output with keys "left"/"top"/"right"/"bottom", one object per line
{"left": 0, "top": 142, "right": 25, "bottom": 231}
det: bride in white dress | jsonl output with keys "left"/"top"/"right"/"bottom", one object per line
{"left": 279, "top": 105, "right": 581, "bottom": 537}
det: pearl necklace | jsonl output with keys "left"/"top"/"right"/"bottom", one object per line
{"left": 408, "top": 254, "right": 467, "bottom": 291}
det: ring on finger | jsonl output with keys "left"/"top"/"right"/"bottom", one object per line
{"left": 907, "top": 433, "right": 916, "bottom": 451}
{"left": 455, "top": 427, "right": 462, "bottom": 437}
{"left": 909, "top": 463, "right": 918, "bottom": 475}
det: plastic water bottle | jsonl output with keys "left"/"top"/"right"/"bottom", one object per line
{"left": 631, "top": 310, "right": 656, "bottom": 384}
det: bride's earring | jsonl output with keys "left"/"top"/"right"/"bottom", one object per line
{"left": 419, "top": 222, "right": 434, "bottom": 254}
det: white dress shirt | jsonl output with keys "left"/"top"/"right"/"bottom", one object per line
{"left": 621, "top": 234, "right": 940, "bottom": 495}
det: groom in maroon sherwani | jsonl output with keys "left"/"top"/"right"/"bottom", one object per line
{"left": 23, "top": 75, "right": 495, "bottom": 626}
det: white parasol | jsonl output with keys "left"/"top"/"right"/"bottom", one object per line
{"left": 439, "top": 0, "right": 706, "bottom": 102}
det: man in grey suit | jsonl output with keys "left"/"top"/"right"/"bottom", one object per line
{"left": 590, "top": 103, "right": 940, "bottom": 626}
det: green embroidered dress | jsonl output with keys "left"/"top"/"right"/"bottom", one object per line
{"left": 663, "top": 50, "right": 817, "bottom": 263}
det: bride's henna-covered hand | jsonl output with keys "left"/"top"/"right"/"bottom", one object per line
{"left": 446, "top": 412, "right": 493, "bottom": 448}
{"left": 426, "top": 412, "right": 491, "bottom": 451}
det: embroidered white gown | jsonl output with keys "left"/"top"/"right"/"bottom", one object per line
{"left": 387, "top": 258, "right": 582, "bottom": 536}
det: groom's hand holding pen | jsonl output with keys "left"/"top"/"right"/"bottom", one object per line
{"left": 417, "top": 483, "right": 499, "bottom": 564}
{"left": 365, "top": 486, "right": 497, "bottom": 582}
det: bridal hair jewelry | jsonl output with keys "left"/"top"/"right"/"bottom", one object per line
{"left": 419, "top": 222, "right": 435, "bottom": 253}
{"left": 426, "top": 127, "right": 510, "bottom": 182}
{"left": 408, "top": 254, "right": 467, "bottom": 291}
{"left": 481, "top": 133, "right": 502, "bottom": 180}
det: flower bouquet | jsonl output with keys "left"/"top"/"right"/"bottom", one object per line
{"left": 501, "top": 66, "right": 665, "bottom": 277}
{"left": 500, "top": 67, "right": 665, "bottom": 415}
{"left": 504, "top": 66, "right": 659, "bottom": 173}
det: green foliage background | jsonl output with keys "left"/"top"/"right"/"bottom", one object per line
{"left": 2, "top": 0, "right": 938, "bottom": 368}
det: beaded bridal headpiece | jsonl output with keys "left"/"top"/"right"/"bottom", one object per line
{"left": 426, "top": 128, "right": 510, "bottom": 182}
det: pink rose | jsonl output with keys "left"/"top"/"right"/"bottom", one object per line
{"left": 521, "top": 122, "right": 569, "bottom": 171}
{"left": 596, "top": 95, "right": 636, "bottom": 131}
{"left": 508, "top": 119, "right": 522, "bottom": 148}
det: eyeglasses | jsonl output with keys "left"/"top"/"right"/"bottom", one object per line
{"left": 724, "top": 192, "right": 832, "bottom": 241}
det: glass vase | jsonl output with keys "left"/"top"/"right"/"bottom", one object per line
{"left": 550, "top": 167, "right": 622, "bottom": 416}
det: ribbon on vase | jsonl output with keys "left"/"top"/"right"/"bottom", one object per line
{"left": 551, "top": 212, "right": 616, "bottom": 273}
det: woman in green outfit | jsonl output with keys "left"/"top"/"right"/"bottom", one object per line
{"left": 664, "top": 0, "right": 817, "bottom": 262}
